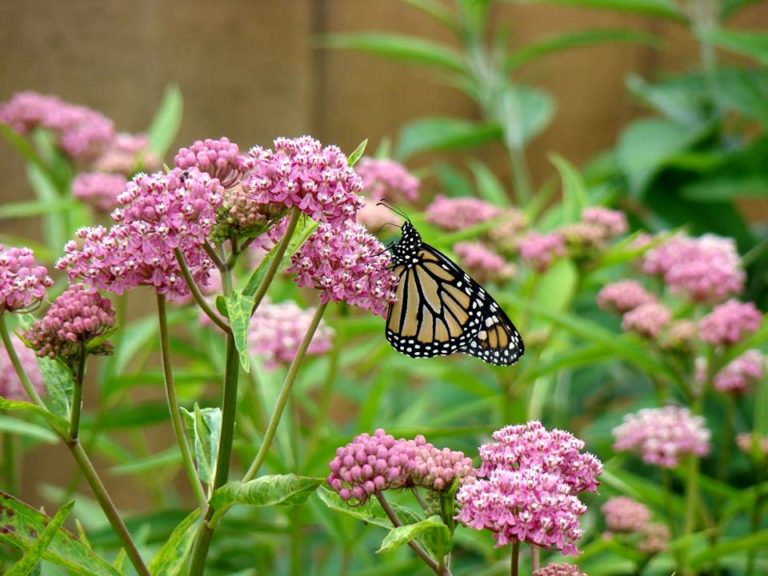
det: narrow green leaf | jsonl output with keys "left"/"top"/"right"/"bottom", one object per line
{"left": 348, "top": 139, "right": 368, "bottom": 167}
{"left": 110, "top": 448, "right": 181, "bottom": 476}
{"left": 0, "top": 199, "right": 79, "bottom": 219}
{"left": 601, "top": 465, "right": 684, "bottom": 512}
{"left": 36, "top": 356, "right": 73, "bottom": 420}
{"left": 0, "top": 416, "right": 58, "bottom": 444}
{"left": 224, "top": 291, "right": 255, "bottom": 373}
{"left": 500, "top": 85, "right": 555, "bottom": 147}
{"left": 704, "top": 28, "right": 768, "bottom": 65}
{"left": 26, "top": 164, "right": 67, "bottom": 253}
{"left": 532, "top": 258, "right": 578, "bottom": 318}
{"left": 147, "top": 84, "right": 183, "bottom": 157}
{"left": 506, "top": 28, "right": 658, "bottom": 70}
{"left": 6, "top": 501, "right": 74, "bottom": 576}
{"left": 316, "top": 486, "right": 422, "bottom": 530}
{"left": 0, "top": 124, "right": 49, "bottom": 174}
{"left": 517, "top": 0, "right": 685, "bottom": 21}
{"left": 0, "top": 493, "right": 120, "bottom": 576}
{"left": 395, "top": 117, "right": 502, "bottom": 159}
{"left": 690, "top": 530, "right": 768, "bottom": 568}
{"left": 211, "top": 475, "right": 323, "bottom": 508}
{"left": 148, "top": 509, "right": 200, "bottom": 576}
{"left": 402, "top": 0, "right": 457, "bottom": 29}
{"left": 550, "top": 154, "right": 587, "bottom": 224}
{"left": 468, "top": 160, "right": 509, "bottom": 205}
{"left": 377, "top": 516, "right": 451, "bottom": 556}
{"left": 626, "top": 74, "right": 709, "bottom": 127}
{"left": 181, "top": 404, "right": 222, "bottom": 487}
{"left": 0, "top": 398, "right": 66, "bottom": 438}
{"left": 324, "top": 33, "right": 465, "bottom": 72}
{"left": 720, "top": 0, "right": 763, "bottom": 19}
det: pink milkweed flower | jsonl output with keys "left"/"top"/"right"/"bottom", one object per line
{"left": 72, "top": 172, "right": 128, "bottom": 212}
{"left": 612, "top": 406, "right": 711, "bottom": 467}
{"left": 534, "top": 564, "right": 588, "bottom": 576}
{"left": 288, "top": 221, "right": 398, "bottom": 317}
{"left": 518, "top": 232, "right": 566, "bottom": 273}
{"left": 453, "top": 241, "right": 515, "bottom": 284}
{"left": 425, "top": 195, "right": 502, "bottom": 231}
{"left": 25, "top": 284, "right": 115, "bottom": 361}
{"left": 0, "top": 334, "right": 45, "bottom": 401}
{"left": 621, "top": 302, "right": 671, "bottom": 339}
{"left": 175, "top": 137, "right": 254, "bottom": 188}
{"left": 0, "top": 245, "right": 54, "bottom": 314}
{"left": 736, "top": 433, "right": 768, "bottom": 457}
{"left": 582, "top": 207, "right": 627, "bottom": 239}
{"left": 699, "top": 299, "right": 762, "bottom": 347}
{"left": 597, "top": 280, "right": 655, "bottom": 314}
{"left": 355, "top": 157, "right": 420, "bottom": 203}
{"left": 94, "top": 132, "right": 160, "bottom": 174}
{"left": 711, "top": 350, "right": 764, "bottom": 394}
{"left": 601, "top": 496, "right": 651, "bottom": 533}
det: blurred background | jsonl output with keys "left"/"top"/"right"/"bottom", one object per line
{"left": 2, "top": 0, "right": 768, "bottom": 538}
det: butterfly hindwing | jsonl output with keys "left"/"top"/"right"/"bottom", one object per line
{"left": 386, "top": 222, "right": 524, "bottom": 366}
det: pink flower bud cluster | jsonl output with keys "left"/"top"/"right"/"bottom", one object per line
{"left": 612, "top": 406, "right": 710, "bottom": 467}
{"left": 327, "top": 429, "right": 474, "bottom": 504}
{"left": 355, "top": 157, "right": 420, "bottom": 203}
{"left": 57, "top": 168, "right": 223, "bottom": 300}
{"left": 25, "top": 284, "right": 115, "bottom": 360}
{"left": 712, "top": 350, "right": 764, "bottom": 394}
{"left": 425, "top": 195, "right": 502, "bottom": 231}
{"left": 641, "top": 234, "right": 744, "bottom": 302}
{"left": 245, "top": 136, "right": 364, "bottom": 227}
{"left": 638, "top": 522, "right": 670, "bottom": 554}
{"left": 72, "top": 172, "right": 129, "bottom": 212}
{"left": 601, "top": 497, "right": 651, "bottom": 533}
{"left": 581, "top": 207, "right": 627, "bottom": 238}
{"left": 736, "top": 433, "right": 768, "bottom": 456}
{"left": 0, "top": 335, "right": 45, "bottom": 401}
{"left": 518, "top": 232, "right": 566, "bottom": 272}
{"left": 216, "top": 184, "right": 288, "bottom": 240}
{"left": 699, "top": 299, "right": 761, "bottom": 346}
{"left": 93, "top": 132, "right": 160, "bottom": 175}
{"left": 0, "top": 91, "right": 114, "bottom": 161}
{"left": 534, "top": 564, "right": 587, "bottom": 576}
{"left": 457, "top": 422, "right": 602, "bottom": 555}
{"left": 0, "top": 245, "right": 54, "bottom": 314}
{"left": 597, "top": 280, "right": 655, "bottom": 314}
{"left": 175, "top": 137, "right": 254, "bottom": 188}
{"left": 249, "top": 299, "right": 333, "bottom": 368}
{"left": 621, "top": 302, "right": 671, "bottom": 339}
{"left": 288, "top": 221, "right": 399, "bottom": 317}
{"left": 453, "top": 242, "right": 515, "bottom": 284}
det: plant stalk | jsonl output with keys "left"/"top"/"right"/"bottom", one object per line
{"left": 251, "top": 208, "right": 302, "bottom": 314}
{"left": 510, "top": 540, "right": 520, "bottom": 576}
{"left": 68, "top": 344, "right": 86, "bottom": 441}
{"left": 174, "top": 248, "right": 231, "bottom": 333}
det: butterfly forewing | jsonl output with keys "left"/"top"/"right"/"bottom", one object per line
{"left": 386, "top": 222, "right": 524, "bottom": 366}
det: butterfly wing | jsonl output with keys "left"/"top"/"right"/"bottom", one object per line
{"left": 386, "top": 242, "right": 524, "bottom": 366}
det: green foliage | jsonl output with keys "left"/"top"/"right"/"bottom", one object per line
{"left": 147, "top": 84, "right": 183, "bottom": 157}
{"left": 377, "top": 516, "right": 451, "bottom": 556}
{"left": 211, "top": 475, "right": 323, "bottom": 508}
{"left": 147, "top": 510, "right": 200, "bottom": 576}
{"left": 224, "top": 292, "right": 255, "bottom": 372}
{"left": 182, "top": 404, "right": 222, "bottom": 488}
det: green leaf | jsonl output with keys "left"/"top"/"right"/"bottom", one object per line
{"left": 690, "top": 530, "right": 768, "bottom": 568}
{"left": 402, "top": 0, "right": 457, "bottom": 29}
{"left": 0, "top": 399, "right": 66, "bottom": 437}
{"left": 468, "top": 160, "right": 509, "bottom": 205}
{"left": 6, "top": 500, "right": 74, "bottom": 576}
{"left": 517, "top": 0, "right": 685, "bottom": 20}
{"left": 712, "top": 68, "right": 768, "bottom": 127}
{"left": 506, "top": 28, "right": 658, "bottom": 70}
{"left": 550, "top": 154, "right": 587, "bottom": 224}
{"left": 500, "top": 85, "right": 555, "bottom": 148}
{"left": 395, "top": 117, "right": 502, "bottom": 160}
{"left": 224, "top": 291, "right": 254, "bottom": 373}
{"left": 626, "top": 74, "right": 709, "bottom": 127}
{"left": 211, "top": 475, "right": 323, "bottom": 508}
{"left": 242, "top": 216, "right": 318, "bottom": 298}
{"left": 704, "top": 28, "right": 768, "bottom": 65}
{"left": 148, "top": 509, "right": 200, "bottom": 576}
{"left": 26, "top": 164, "right": 67, "bottom": 254}
{"left": 316, "top": 486, "right": 421, "bottom": 530}
{"left": 532, "top": 258, "right": 578, "bottom": 318}
{"left": 377, "top": 516, "right": 451, "bottom": 557}
{"left": 36, "top": 357, "right": 73, "bottom": 420}
{"left": 0, "top": 416, "right": 58, "bottom": 444}
{"left": 181, "top": 404, "right": 222, "bottom": 487}
{"left": 147, "top": 84, "right": 183, "bottom": 157}
{"left": 720, "top": 0, "right": 763, "bottom": 19}
{"left": 348, "top": 139, "right": 368, "bottom": 167}
{"left": 601, "top": 464, "right": 684, "bottom": 513}
{"left": 0, "top": 124, "right": 49, "bottom": 175}
{"left": 616, "top": 118, "right": 705, "bottom": 196}
{"left": 323, "top": 33, "right": 465, "bottom": 72}
{"left": 0, "top": 493, "right": 121, "bottom": 576}
{"left": 110, "top": 448, "right": 181, "bottom": 476}
{"left": 0, "top": 199, "right": 79, "bottom": 220}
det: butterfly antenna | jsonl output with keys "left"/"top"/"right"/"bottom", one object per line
{"left": 376, "top": 199, "right": 410, "bottom": 222}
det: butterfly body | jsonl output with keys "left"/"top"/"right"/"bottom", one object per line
{"left": 386, "top": 221, "right": 524, "bottom": 366}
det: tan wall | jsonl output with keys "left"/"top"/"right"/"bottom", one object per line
{"left": 2, "top": 0, "right": 768, "bottom": 510}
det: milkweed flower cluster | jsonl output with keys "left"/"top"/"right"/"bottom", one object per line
{"left": 533, "top": 564, "right": 587, "bottom": 576}
{"left": 699, "top": 300, "right": 761, "bottom": 346}
{"left": 0, "top": 91, "right": 114, "bottom": 161}
{"left": 697, "top": 350, "right": 765, "bottom": 395}
{"left": 454, "top": 242, "right": 515, "bottom": 283}
{"left": 621, "top": 302, "right": 671, "bottom": 339}
{"left": 327, "top": 429, "right": 474, "bottom": 504}
{"left": 425, "top": 195, "right": 502, "bottom": 231}
{"left": 641, "top": 234, "right": 744, "bottom": 302}
{"left": 518, "top": 232, "right": 566, "bottom": 272}
{"left": 0, "top": 245, "right": 54, "bottom": 314}
{"left": 456, "top": 421, "right": 602, "bottom": 555}
{"left": 24, "top": 284, "right": 115, "bottom": 361}
{"left": 355, "top": 157, "right": 420, "bottom": 203}
{"left": 582, "top": 207, "right": 628, "bottom": 238}
{"left": 0, "top": 334, "right": 45, "bottom": 401}
{"left": 597, "top": 280, "right": 656, "bottom": 314}
{"left": 57, "top": 168, "right": 223, "bottom": 300}
{"left": 612, "top": 406, "right": 710, "bottom": 467}
{"left": 288, "top": 221, "right": 398, "bottom": 317}
{"left": 93, "top": 132, "right": 160, "bottom": 175}
{"left": 249, "top": 299, "right": 333, "bottom": 368}
{"left": 736, "top": 433, "right": 768, "bottom": 456}
{"left": 72, "top": 173, "right": 129, "bottom": 212}
{"left": 601, "top": 497, "right": 651, "bottom": 533}
{"left": 175, "top": 137, "right": 254, "bottom": 188}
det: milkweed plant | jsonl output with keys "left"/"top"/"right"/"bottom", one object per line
{"left": 0, "top": 3, "right": 767, "bottom": 575}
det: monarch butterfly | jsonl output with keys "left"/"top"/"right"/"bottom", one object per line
{"left": 384, "top": 216, "right": 524, "bottom": 366}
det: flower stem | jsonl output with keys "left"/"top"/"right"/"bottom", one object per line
{"left": 251, "top": 207, "right": 302, "bottom": 314}
{"left": 530, "top": 544, "right": 540, "bottom": 572}
{"left": 174, "top": 248, "right": 231, "bottom": 333}
{"left": 156, "top": 294, "right": 206, "bottom": 508}
{"left": 68, "top": 344, "right": 86, "bottom": 441}
{"left": 510, "top": 540, "right": 520, "bottom": 576}
{"left": 375, "top": 491, "right": 443, "bottom": 575}
{"left": 243, "top": 301, "right": 328, "bottom": 482}
{"left": 0, "top": 314, "right": 46, "bottom": 409}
